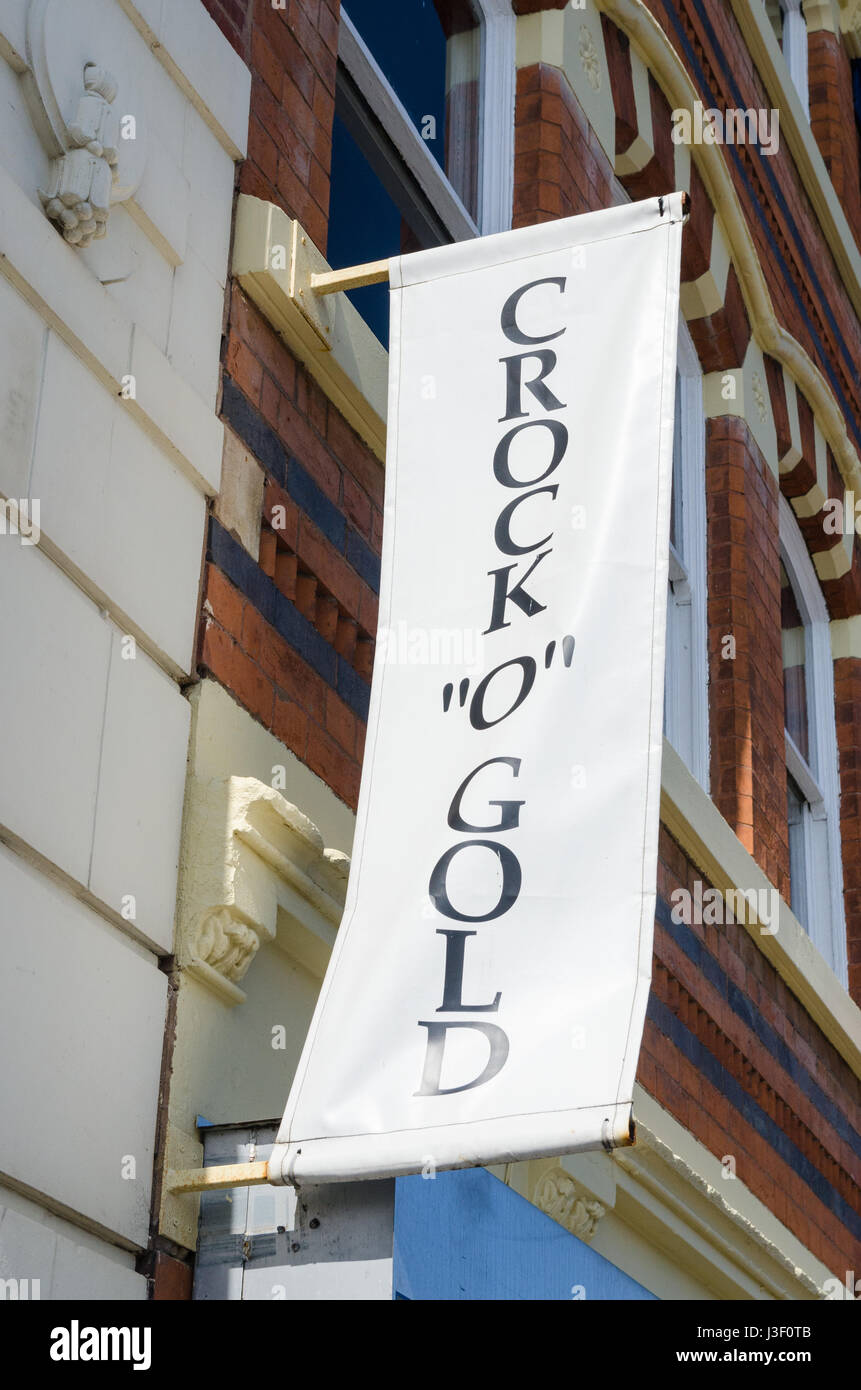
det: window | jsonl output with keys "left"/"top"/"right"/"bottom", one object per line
{"left": 780, "top": 495, "right": 846, "bottom": 979}
{"left": 341, "top": 0, "right": 483, "bottom": 219}
{"left": 327, "top": 0, "right": 515, "bottom": 344}
{"left": 664, "top": 320, "right": 709, "bottom": 789}
{"left": 767, "top": 0, "right": 809, "bottom": 117}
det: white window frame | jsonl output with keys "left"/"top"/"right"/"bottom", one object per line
{"left": 664, "top": 318, "right": 710, "bottom": 790}
{"left": 779, "top": 494, "right": 846, "bottom": 981}
{"left": 779, "top": 0, "right": 810, "bottom": 118}
{"left": 338, "top": 1, "right": 515, "bottom": 241}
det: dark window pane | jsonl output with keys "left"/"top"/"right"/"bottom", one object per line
{"left": 328, "top": 108, "right": 435, "bottom": 347}
{"left": 781, "top": 559, "right": 809, "bottom": 763}
{"left": 669, "top": 369, "right": 682, "bottom": 555}
{"left": 787, "top": 771, "right": 808, "bottom": 928}
{"left": 343, "top": 0, "right": 481, "bottom": 217}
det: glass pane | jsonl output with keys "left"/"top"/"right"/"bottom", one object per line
{"left": 781, "top": 559, "right": 809, "bottom": 764}
{"left": 343, "top": 0, "right": 482, "bottom": 219}
{"left": 328, "top": 109, "right": 435, "bottom": 347}
{"left": 786, "top": 771, "right": 808, "bottom": 929}
{"left": 669, "top": 368, "right": 683, "bottom": 555}
{"left": 663, "top": 581, "right": 673, "bottom": 737}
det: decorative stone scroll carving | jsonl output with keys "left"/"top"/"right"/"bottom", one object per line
{"left": 191, "top": 907, "right": 262, "bottom": 986}
{"left": 178, "top": 777, "right": 350, "bottom": 1006}
{"left": 534, "top": 1166, "right": 606, "bottom": 1242}
{"left": 22, "top": 0, "right": 147, "bottom": 246}
{"left": 751, "top": 370, "right": 769, "bottom": 425}
{"left": 578, "top": 24, "right": 602, "bottom": 92}
{"left": 839, "top": 0, "right": 861, "bottom": 57}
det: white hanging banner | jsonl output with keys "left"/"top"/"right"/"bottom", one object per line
{"left": 270, "top": 194, "right": 685, "bottom": 1185}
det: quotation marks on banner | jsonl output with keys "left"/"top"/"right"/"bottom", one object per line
{"left": 442, "top": 636, "right": 575, "bottom": 717}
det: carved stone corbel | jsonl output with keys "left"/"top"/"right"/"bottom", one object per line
{"left": 533, "top": 1166, "right": 606, "bottom": 1242}
{"left": 189, "top": 906, "right": 263, "bottom": 993}
{"left": 838, "top": 0, "right": 861, "bottom": 55}
{"left": 178, "top": 777, "right": 350, "bottom": 1006}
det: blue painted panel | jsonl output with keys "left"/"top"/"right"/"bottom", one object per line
{"left": 393, "top": 1168, "right": 656, "bottom": 1301}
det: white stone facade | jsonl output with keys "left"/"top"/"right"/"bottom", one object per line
{"left": 0, "top": 0, "right": 250, "bottom": 1297}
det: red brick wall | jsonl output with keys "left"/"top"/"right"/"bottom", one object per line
{"left": 514, "top": 64, "right": 615, "bottom": 227}
{"left": 647, "top": 827, "right": 861, "bottom": 1279}
{"left": 201, "top": 284, "right": 383, "bottom": 810}
{"left": 515, "top": 0, "right": 861, "bottom": 1002}
{"left": 194, "top": 2, "right": 861, "bottom": 1269}
{"left": 193, "top": 0, "right": 385, "bottom": 812}
{"left": 642, "top": 0, "right": 861, "bottom": 461}
{"left": 808, "top": 28, "right": 861, "bottom": 251}
{"left": 834, "top": 657, "right": 861, "bottom": 1002}
{"left": 514, "top": 45, "right": 790, "bottom": 902}
{"left": 707, "top": 416, "right": 790, "bottom": 898}
{"left": 201, "top": 0, "right": 338, "bottom": 253}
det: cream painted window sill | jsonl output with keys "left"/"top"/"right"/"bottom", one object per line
{"left": 232, "top": 196, "right": 388, "bottom": 461}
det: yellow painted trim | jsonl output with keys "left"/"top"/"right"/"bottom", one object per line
{"left": 627, "top": 1088, "right": 838, "bottom": 1297}
{"left": 803, "top": 0, "right": 840, "bottom": 33}
{"left": 840, "top": 0, "right": 861, "bottom": 57}
{"left": 679, "top": 214, "right": 731, "bottom": 319}
{"left": 235, "top": 11, "right": 861, "bottom": 510}
{"left": 792, "top": 483, "right": 828, "bottom": 518}
{"left": 831, "top": 613, "right": 861, "bottom": 657}
{"left": 778, "top": 367, "right": 804, "bottom": 473}
{"left": 616, "top": 46, "right": 654, "bottom": 175}
{"left": 728, "top": 0, "right": 861, "bottom": 315}
{"left": 521, "top": 1083, "right": 838, "bottom": 1296}
{"left": 232, "top": 197, "right": 388, "bottom": 462}
{"left": 673, "top": 135, "right": 691, "bottom": 195}
{"left": 813, "top": 537, "right": 852, "bottom": 580}
{"left": 515, "top": 3, "right": 617, "bottom": 165}
{"left": 515, "top": 7, "right": 566, "bottom": 66}
{"left": 701, "top": 342, "right": 779, "bottom": 477}
{"left": 596, "top": 0, "right": 861, "bottom": 499}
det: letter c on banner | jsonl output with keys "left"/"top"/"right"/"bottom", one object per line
{"left": 500, "top": 277, "right": 567, "bottom": 344}
{"left": 493, "top": 485, "right": 559, "bottom": 555}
